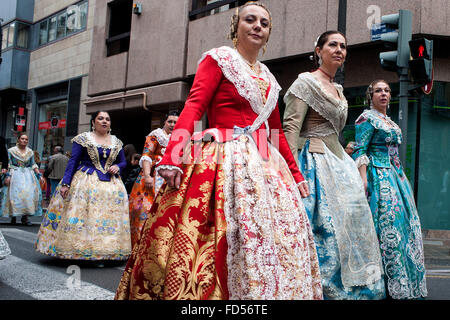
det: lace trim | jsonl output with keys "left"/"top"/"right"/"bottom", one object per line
{"left": 222, "top": 135, "right": 323, "bottom": 299}
{"left": 139, "top": 155, "right": 152, "bottom": 169}
{"left": 8, "top": 146, "right": 34, "bottom": 162}
{"left": 71, "top": 132, "right": 123, "bottom": 174}
{"left": 148, "top": 128, "right": 170, "bottom": 147}
{"left": 357, "top": 109, "right": 402, "bottom": 145}
{"left": 155, "top": 165, "right": 183, "bottom": 176}
{"left": 284, "top": 72, "right": 348, "bottom": 135}
{"left": 355, "top": 154, "right": 370, "bottom": 168}
{"left": 199, "top": 46, "right": 281, "bottom": 133}
{"left": 312, "top": 148, "right": 384, "bottom": 287}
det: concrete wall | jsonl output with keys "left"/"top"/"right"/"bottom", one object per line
{"left": 28, "top": 0, "right": 95, "bottom": 89}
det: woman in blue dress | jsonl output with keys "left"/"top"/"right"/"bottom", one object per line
{"left": 353, "top": 80, "right": 427, "bottom": 299}
{"left": 35, "top": 111, "right": 131, "bottom": 265}
{"left": 1, "top": 133, "right": 44, "bottom": 225}
{"left": 283, "top": 31, "right": 386, "bottom": 300}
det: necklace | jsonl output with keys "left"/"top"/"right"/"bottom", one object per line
{"left": 318, "top": 68, "right": 334, "bottom": 83}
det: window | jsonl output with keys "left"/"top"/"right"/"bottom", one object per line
{"left": 106, "top": 0, "right": 132, "bottom": 57}
{"left": 1, "top": 21, "right": 30, "bottom": 50}
{"left": 16, "top": 23, "right": 30, "bottom": 49}
{"left": 56, "top": 12, "right": 67, "bottom": 39}
{"left": 48, "top": 16, "right": 57, "bottom": 42}
{"left": 189, "top": 0, "right": 247, "bottom": 20}
{"left": 37, "top": 0, "right": 88, "bottom": 47}
{"left": 39, "top": 20, "right": 48, "bottom": 45}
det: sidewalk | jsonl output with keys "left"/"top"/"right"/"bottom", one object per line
{"left": 423, "top": 229, "right": 450, "bottom": 274}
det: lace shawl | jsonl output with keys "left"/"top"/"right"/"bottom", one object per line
{"left": 71, "top": 132, "right": 123, "bottom": 174}
{"left": 8, "top": 146, "right": 38, "bottom": 170}
{"left": 147, "top": 128, "right": 170, "bottom": 147}
{"left": 199, "top": 46, "right": 281, "bottom": 134}
{"left": 284, "top": 72, "right": 348, "bottom": 137}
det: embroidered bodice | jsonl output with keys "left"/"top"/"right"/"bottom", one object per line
{"left": 353, "top": 109, "right": 403, "bottom": 175}
{"left": 157, "top": 46, "right": 305, "bottom": 183}
{"left": 61, "top": 132, "right": 127, "bottom": 185}
{"left": 7, "top": 146, "right": 38, "bottom": 170}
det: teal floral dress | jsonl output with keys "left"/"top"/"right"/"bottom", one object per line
{"left": 353, "top": 109, "right": 427, "bottom": 299}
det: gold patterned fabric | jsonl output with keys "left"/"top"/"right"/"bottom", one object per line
{"left": 35, "top": 170, "right": 131, "bottom": 260}
{"left": 115, "top": 138, "right": 322, "bottom": 300}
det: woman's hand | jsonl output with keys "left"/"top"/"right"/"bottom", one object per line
{"left": 4, "top": 177, "right": 10, "bottom": 186}
{"left": 60, "top": 186, "right": 70, "bottom": 199}
{"left": 159, "top": 168, "right": 182, "bottom": 189}
{"left": 298, "top": 181, "right": 310, "bottom": 198}
{"left": 144, "top": 174, "right": 154, "bottom": 190}
{"left": 107, "top": 165, "right": 120, "bottom": 175}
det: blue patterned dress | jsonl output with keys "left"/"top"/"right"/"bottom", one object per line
{"left": 283, "top": 73, "right": 386, "bottom": 300}
{"left": 0, "top": 146, "right": 43, "bottom": 218}
{"left": 353, "top": 109, "right": 427, "bottom": 299}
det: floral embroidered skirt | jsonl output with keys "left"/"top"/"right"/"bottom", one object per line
{"left": 129, "top": 168, "right": 165, "bottom": 248}
{"left": 128, "top": 170, "right": 156, "bottom": 249}
{"left": 298, "top": 140, "right": 386, "bottom": 300}
{"left": 1, "top": 168, "right": 43, "bottom": 217}
{"left": 367, "top": 164, "right": 427, "bottom": 299}
{"left": 35, "top": 170, "right": 131, "bottom": 260}
{"left": 115, "top": 135, "right": 322, "bottom": 300}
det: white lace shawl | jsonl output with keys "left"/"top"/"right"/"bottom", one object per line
{"left": 284, "top": 72, "right": 348, "bottom": 137}
{"left": 198, "top": 46, "right": 281, "bottom": 134}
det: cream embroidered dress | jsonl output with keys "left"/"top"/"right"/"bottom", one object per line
{"left": 35, "top": 132, "right": 131, "bottom": 260}
{"left": 283, "top": 72, "right": 386, "bottom": 300}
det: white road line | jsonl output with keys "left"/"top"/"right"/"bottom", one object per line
{"left": 0, "top": 254, "right": 115, "bottom": 300}
{"left": 1, "top": 228, "right": 126, "bottom": 271}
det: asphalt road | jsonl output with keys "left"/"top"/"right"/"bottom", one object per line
{"left": 1, "top": 216, "right": 450, "bottom": 301}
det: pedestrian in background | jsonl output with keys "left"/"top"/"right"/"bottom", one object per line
{"left": 283, "top": 30, "right": 385, "bottom": 299}
{"left": 127, "top": 110, "right": 178, "bottom": 249}
{"left": 35, "top": 111, "right": 131, "bottom": 267}
{"left": 116, "top": 2, "right": 322, "bottom": 300}
{"left": 124, "top": 153, "right": 141, "bottom": 194}
{"left": 121, "top": 144, "right": 137, "bottom": 181}
{"left": 353, "top": 80, "right": 427, "bottom": 299}
{"left": 1, "top": 133, "right": 45, "bottom": 226}
{"left": 47, "top": 145, "right": 69, "bottom": 197}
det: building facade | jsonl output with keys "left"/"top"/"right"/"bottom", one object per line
{"left": 1, "top": 0, "right": 449, "bottom": 232}
{"left": 0, "top": 0, "right": 94, "bottom": 170}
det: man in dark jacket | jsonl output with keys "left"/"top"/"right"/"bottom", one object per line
{"left": 47, "top": 145, "right": 69, "bottom": 196}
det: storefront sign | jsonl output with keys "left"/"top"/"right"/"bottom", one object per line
{"left": 38, "top": 119, "right": 66, "bottom": 130}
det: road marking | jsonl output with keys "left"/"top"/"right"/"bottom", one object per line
{"left": 0, "top": 254, "right": 115, "bottom": 300}
{"left": 1, "top": 228, "right": 126, "bottom": 271}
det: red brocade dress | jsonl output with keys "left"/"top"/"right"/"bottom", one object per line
{"left": 115, "top": 46, "right": 323, "bottom": 300}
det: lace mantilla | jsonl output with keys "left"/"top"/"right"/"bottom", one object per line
{"left": 199, "top": 46, "right": 281, "bottom": 134}
{"left": 71, "top": 132, "right": 123, "bottom": 174}
{"left": 148, "top": 128, "right": 170, "bottom": 147}
{"left": 284, "top": 72, "right": 348, "bottom": 135}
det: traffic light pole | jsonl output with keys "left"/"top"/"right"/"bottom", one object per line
{"left": 398, "top": 67, "right": 409, "bottom": 165}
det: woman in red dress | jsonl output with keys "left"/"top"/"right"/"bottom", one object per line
{"left": 128, "top": 111, "right": 178, "bottom": 248}
{"left": 115, "top": 1, "right": 322, "bottom": 300}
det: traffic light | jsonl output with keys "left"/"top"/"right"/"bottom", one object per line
{"left": 408, "top": 38, "right": 433, "bottom": 85}
{"left": 379, "top": 10, "right": 412, "bottom": 72}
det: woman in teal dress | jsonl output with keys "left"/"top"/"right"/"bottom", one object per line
{"left": 1, "top": 133, "right": 44, "bottom": 225}
{"left": 283, "top": 31, "right": 385, "bottom": 300}
{"left": 353, "top": 79, "right": 427, "bottom": 299}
